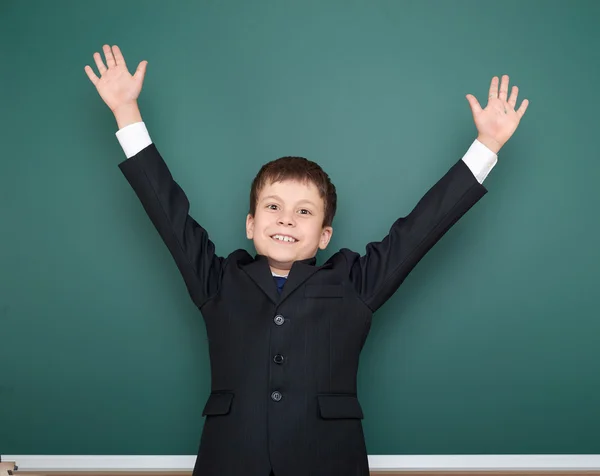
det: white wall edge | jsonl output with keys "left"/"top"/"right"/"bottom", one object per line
{"left": 3, "top": 455, "right": 600, "bottom": 471}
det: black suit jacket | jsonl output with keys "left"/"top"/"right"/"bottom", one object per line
{"left": 118, "top": 144, "right": 487, "bottom": 476}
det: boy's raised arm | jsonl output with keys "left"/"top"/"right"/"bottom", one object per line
{"left": 85, "top": 45, "right": 223, "bottom": 307}
{"left": 345, "top": 75, "right": 529, "bottom": 313}
{"left": 345, "top": 153, "right": 488, "bottom": 313}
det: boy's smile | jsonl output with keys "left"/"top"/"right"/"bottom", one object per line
{"left": 246, "top": 179, "right": 333, "bottom": 275}
{"left": 272, "top": 233, "right": 297, "bottom": 243}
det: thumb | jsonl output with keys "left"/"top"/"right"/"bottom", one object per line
{"left": 466, "top": 94, "right": 482, "bottom": 116}
{"left": 133, "top": 60, "right": 148, "bottom": 84}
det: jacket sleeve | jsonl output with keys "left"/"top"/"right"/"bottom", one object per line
{"left": 344, "top": 158, "right": 488, "bottom": 313}
{"left": 118, "top": 143, "right": 224, "bottom": 307}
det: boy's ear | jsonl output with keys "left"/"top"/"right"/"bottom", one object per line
{"left": 318, "top": 226, "right": 333, "bottom": 250}
{"left": 246, "top": 213, "right": 255, "bottom": 239}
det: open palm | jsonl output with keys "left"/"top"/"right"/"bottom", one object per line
{"left": 466, "top": 75, "right": 529, "bottom": 153}
{"left": 84, "top": 45, "right": 148, "bottom": 112}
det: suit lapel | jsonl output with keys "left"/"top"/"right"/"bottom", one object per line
{"left": 278, "top": 260, "right": 332, "bottom": 303}
{"left": 241, "top": 254, "right": 332, "bottom": 306}
{"left": 240, "top": 255, "right": 280, "bottom": 305}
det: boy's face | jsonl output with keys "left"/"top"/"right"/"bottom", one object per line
{"left": 246, "top": 179, "right": 333, "bottom": 274}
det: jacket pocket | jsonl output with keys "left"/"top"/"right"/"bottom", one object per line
{"left": 317, "top": 394, "right": 364, "bottom": 419}
{"left": 202, "top": 392, "right": 234, "bottom": 416}
{"left": 305, "top": 284, "right": 343, "bottom": 298}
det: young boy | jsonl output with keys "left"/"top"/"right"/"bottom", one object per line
{"left": 85, "top": 45, "right": 528, "bottom": 476}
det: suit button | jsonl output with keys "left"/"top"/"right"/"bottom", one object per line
{"left": 271, "top": 391, "right": 282, "bottom": 402}
{"left": 273, "top": 354, "right": 284, "bottom": 364}
{"left": 274, "top": 314, "right": 285, "bottom": 325}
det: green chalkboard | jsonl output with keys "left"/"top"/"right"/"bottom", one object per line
{"left": 2, "top": 0, "right": 600, "bottom": 456}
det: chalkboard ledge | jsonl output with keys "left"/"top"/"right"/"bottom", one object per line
{"left": 3, "top": 455, "right": 600, "bottom": 474}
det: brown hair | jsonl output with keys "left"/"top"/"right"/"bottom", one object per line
{"left": 249, "top": 156, "right": 337, "bottom": 227}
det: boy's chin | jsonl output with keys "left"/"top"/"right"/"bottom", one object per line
{"left": 262, "top": 244, "right": 304, "bottom": 262}
{"left": 266, "top": 248, "right": 299, "bottom": 263}
{"left": 267, "top": 248, "right": 318, "bottom": 265}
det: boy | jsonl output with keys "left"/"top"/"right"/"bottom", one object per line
{"left": 85, "top": 45, "right": 528, "bottom": 476}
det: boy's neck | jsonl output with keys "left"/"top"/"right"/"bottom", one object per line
{"left": 270, "top": 266, "right": 290, "bottom": 277}
{"left": 263, "top": 255, "right": 318, "bottom": 276}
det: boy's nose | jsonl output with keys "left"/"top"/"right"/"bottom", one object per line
{"left": 277, "top": 216, "right": 295, "bottom": 226}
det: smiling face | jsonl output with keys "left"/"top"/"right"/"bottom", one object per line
{"left": 246, "top": 179, "right": 333, "bottom": 275}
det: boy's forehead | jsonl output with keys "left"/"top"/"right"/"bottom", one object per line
{"left": 259, "top": 179, "right": 323, "bottom": 204}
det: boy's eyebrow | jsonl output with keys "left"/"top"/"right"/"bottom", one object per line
{"left": 261, "top": 195, "right": 318, "bottom": 207}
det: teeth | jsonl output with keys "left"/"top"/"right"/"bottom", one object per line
{"left": 273, "top": 234, "right": 296, "bottom": 243}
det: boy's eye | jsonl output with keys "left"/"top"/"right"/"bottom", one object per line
{"left": 266, "top": 204, "right": 311, "bottom": 215}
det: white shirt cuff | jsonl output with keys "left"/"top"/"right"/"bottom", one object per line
{"left": 115, "top": 122, "right": 152, "bottom": 159}
{"left": 461, "top": 139, "right": 498, "bottom": 184}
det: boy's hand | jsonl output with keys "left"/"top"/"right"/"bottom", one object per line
{"left": 84, "top": 45, "right": 147, "bottom": 114}
{"left": 466, "top": 75, "right": 529, "bottom": 154}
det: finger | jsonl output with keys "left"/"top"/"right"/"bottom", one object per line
{"left": 103, "top": 44, "right": 116, "bottom": 68}
{"left": 84, "top": 65, "right": 99, "bottom": 86}
{"left": 466, "top": 94, "right": 483, "bottom": 115}
{"left": 499, "top": 74, "right": 509, "bottom": 102}
{"left": 93, "top": 52, "right": 107, "bottom": 75}
{"left": 508, "top": 85, "right": 518, "bottom": 109}
{"left": 516, "top": 99, "right": 529, "bottom": 118}
{"left": 112, "top": 45, "right": 127, "bottom": 69}
{"left": 488, "top": 76, "right": 499, "bottom": 100}
{"left": 133, "top": 60, "right": 148, "bottom": 83}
